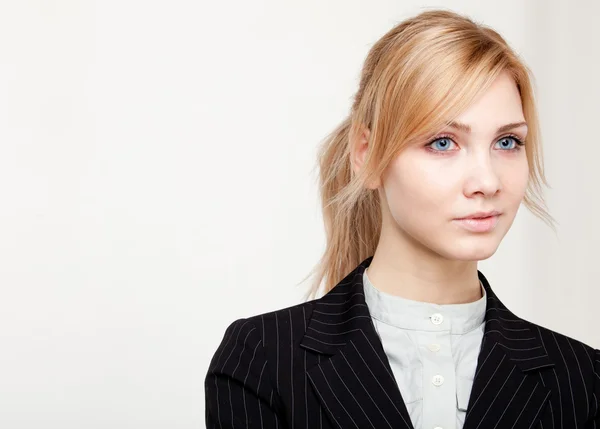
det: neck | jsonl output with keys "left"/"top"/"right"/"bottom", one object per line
{"left": 368, "top": 233, "right": 483, "bottom": 305}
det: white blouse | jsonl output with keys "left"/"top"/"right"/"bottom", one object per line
{"left": 362, "top": 268, "right": 487, "bottom": 429}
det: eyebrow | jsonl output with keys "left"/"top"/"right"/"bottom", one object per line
{"left": 445, "top": 120, "right": 528, "bottom": 134}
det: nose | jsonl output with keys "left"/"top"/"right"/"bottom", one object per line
{"left": 463, "top": 154, "right": 502, "bottom": 198}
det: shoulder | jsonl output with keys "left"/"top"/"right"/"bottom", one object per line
{"left": 206, "top": 300, "right": 314, "bottom": 376}
{"left": 206, "top": 299, "right": 316, "bottom": 398}
{"left": 220, "top": 299, "right": 317, "bottom": 348}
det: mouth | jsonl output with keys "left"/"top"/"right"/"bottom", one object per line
{"left": 455, "top": 210, "right": 502, "bottom": 220}
{"left": 453, "top": 214, "right": 501, "bottom": 233}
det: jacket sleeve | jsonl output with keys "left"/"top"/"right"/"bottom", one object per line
{"left": 590, "top": 348, "right": 600, "bottom": 429}
{"left": 595, "top": 349, "right": 600, "bottom": 427}
{"left": 205, "top": 318, "right": 283, "bottom": 428}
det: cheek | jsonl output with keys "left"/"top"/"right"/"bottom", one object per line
{"left": 384, "top": 158, "right": 455, "bottom": 221}
{"left": 501, "top": 160, "right": 529, "bottom": 200}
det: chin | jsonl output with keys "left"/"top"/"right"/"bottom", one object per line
{"left": 450, "top": 240, "right": 500, "bottom": 261}
{"left": 439, "top": 249, "right": 497, "bottom": 262}
{"left": 431, "top": 232, "right": 501, "bottom": 261}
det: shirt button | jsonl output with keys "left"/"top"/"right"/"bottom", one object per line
{"left": 430, "top": 313, "right": 444, "bottom": 325}
{"left": 428, "top": 343, "right": 441, "bottom": 352}
{"left": 432, "top": 374, "right": 444, "bottom": 386}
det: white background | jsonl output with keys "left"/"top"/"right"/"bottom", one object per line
{"left": 0, "top": 1, "right": 598, "bottom": 428}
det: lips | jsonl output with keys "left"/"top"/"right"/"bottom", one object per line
{"left": 453, "top": 213, "right": 501, "bottom": 233}
{"left": 456, "top": 211, "right": 501, "bottom": 220}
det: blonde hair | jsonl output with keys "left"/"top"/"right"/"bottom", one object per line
{"left": 300, "top": 9, "right": 556, "bottom": 300}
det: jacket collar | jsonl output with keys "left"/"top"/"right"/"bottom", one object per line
{"left": 300, "top": 255, "right": 554, "bottom": 373}
{"left": 299, "top": 256, "right": 555, "bottom": 429}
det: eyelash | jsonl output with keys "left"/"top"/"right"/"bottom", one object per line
{"left": 424, "top": 133, "right": 526, "bottom": 155}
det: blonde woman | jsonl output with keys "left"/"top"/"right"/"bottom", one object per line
{"left": 205, "top": 9, "right": 599, "bottom": 429}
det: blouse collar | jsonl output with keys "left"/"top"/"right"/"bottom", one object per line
{"left": 363, "top": 268, "right": 487, "bottom": 334}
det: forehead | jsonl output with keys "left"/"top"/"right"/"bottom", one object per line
{"left": 450, "top": 72, "right": 525, "bottom": 134}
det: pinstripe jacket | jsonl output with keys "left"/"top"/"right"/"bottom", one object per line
{"left": 205, "top": 256, "right": 600, "bottom": 429}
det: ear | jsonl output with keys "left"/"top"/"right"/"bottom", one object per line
{"left": 351, "top": 126, "right": 381, "bottom": 190}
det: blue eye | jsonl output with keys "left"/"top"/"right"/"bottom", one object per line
{"left": 430, "top": 137, "right": 455, "bottom": 151}
{"left": 425, "top": 134, "right": 525, "bottom": 154}
{"left": 496, "top": 136, "right": 522, "bottom": 150}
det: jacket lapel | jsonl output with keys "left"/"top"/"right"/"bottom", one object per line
{"left": 300, "top": 257, "right": 414, "bottom": 429}
{"left": 462, "top": 269, "right": 555, "bottom": 429}
{"left": 300, "top": 256, "right": 556, "bottom": 429}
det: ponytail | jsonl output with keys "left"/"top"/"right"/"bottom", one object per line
{"left": 299, "top": 116, "right": 381, "bottom": 301}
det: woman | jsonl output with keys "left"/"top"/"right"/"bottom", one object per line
{"left": 205, "top": 9, "right": 599, "bottom": 429}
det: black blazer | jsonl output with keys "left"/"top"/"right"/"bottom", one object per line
{"left": 205, "top": 256, "right": 600, "bottom": 429}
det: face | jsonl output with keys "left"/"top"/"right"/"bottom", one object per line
{"left": 360, "top": 71, "right": 529, "bottom": 261}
